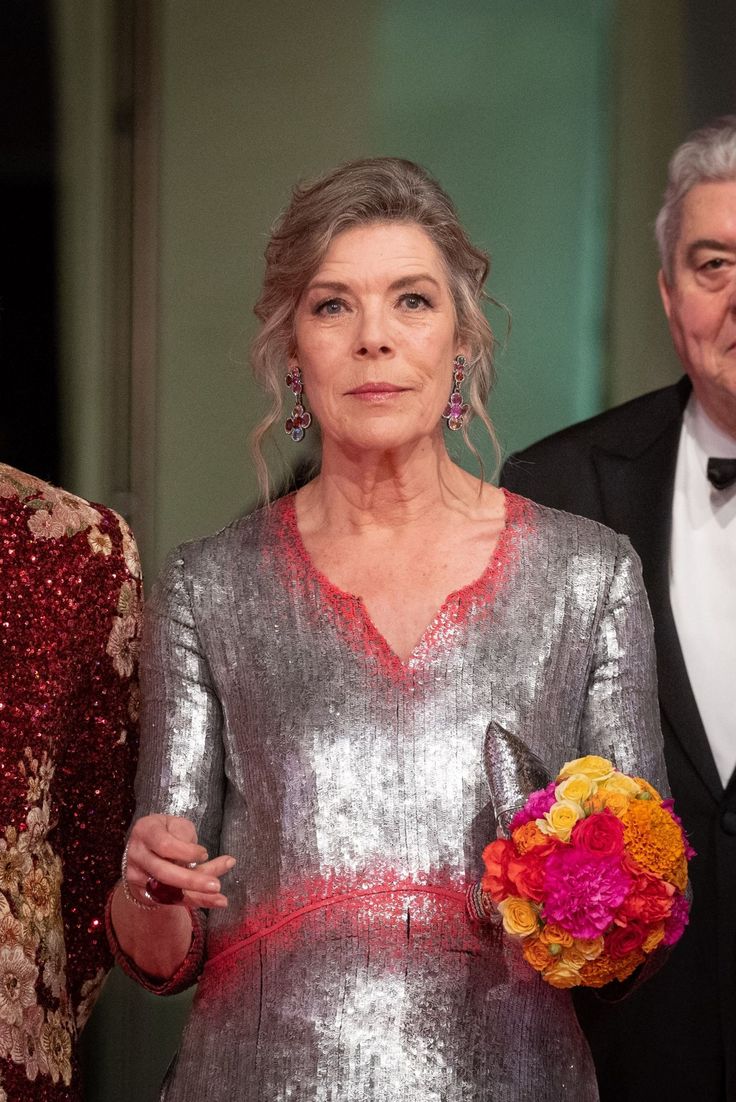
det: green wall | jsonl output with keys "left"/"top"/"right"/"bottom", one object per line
{"left": 147, "top": 0, "right": 614, "bottom": 576}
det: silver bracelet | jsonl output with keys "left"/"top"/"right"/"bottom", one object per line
{"left": 121, "top": 840, "right": 159, "bottom": 911}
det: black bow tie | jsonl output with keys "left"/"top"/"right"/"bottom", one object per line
{"left": 707, "top": 457, "right": 736, "bottom": 490}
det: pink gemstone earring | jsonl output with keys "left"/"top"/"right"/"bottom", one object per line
{"left": 284, "top": 365, "right": 312, "bottom": 442}
{"left": 443, "top": 355, "right": 469, "bottom": 431}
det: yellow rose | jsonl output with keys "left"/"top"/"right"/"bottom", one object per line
{"left": 543, "top": 960, "right": 583, "bottom": 989}
{"left": 576, "top": 936, "right": 605, "bottom": 961}
{"left": 498, "top": 897, "right": 540, "bottom": 938}
{"left": 555, "top": 774, "right": 595, "bottom": 804}
{"left": 559, "top": 944, "right": 587, "bottom": 969}
{"left": 540, "top": 799, "right": 584, "bottom": 842}
{"left": 558, "top": 755, "right": 613, "bottom": 781}
{"left": 599, "top": 772, "right": 641, "bottom": 797}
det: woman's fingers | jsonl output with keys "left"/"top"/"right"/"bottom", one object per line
{"left": 130, "top": 814, "right": 208, "bottom": 867}
{"left": 123, "top": 814, "right": 235, "bottom": 909}
{"left": 139, "top": 852, "right": 234, "bottom": 895}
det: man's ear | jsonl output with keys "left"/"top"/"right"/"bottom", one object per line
{"left": 658, "top": 269, "right": 672, "bottom": 321}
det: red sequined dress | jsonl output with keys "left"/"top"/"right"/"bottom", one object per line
{"left": 0, "top": 465, "right": 141, "bottom": 1100}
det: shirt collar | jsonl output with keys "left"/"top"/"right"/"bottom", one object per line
{"left": 683, "top": 394, "right": 736, "bottom": 467}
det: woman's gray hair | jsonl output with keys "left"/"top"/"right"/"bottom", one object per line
{"left": 656, "top": 115, "right": 736, "bottom": 284}
{"left": 250, "top": 157, "right": 500, "bottom": 500}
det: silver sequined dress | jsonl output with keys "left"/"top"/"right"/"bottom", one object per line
{"left": 127, "top": 491, "right": 667, "bottom": 1101}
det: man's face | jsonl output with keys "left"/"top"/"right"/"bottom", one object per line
{"left": 659, "top": 179, "right": 736, "bottom": 435}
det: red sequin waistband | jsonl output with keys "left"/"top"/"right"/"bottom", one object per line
{"left": 204, "top": 883, "right": 470, "bottom": 972}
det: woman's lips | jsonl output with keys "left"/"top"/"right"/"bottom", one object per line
{"left": 347, "top": 382, "right": 408, "bottom": 397}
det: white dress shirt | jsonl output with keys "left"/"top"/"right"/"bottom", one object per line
{"left": 670, "top": 395, "right": 736, "bottom": 789}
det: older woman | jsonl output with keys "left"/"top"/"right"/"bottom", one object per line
{"left": 108, "top": 158, "right": 667, "bottom": 1101}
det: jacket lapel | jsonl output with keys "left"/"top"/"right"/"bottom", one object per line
{"left": 591, "top": 381, "right": 723, "bottom": 801}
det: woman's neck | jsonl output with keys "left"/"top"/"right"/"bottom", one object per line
{"left": 297, "top": 433, "right": 490, "bottom": 534}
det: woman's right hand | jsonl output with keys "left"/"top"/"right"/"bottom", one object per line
{"left": 124, "top": 814, "right": 235, "bottom": 910}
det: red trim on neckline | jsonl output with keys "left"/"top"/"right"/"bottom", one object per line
{"left": 268, "top": 489, "right": 531, "bottom": 684}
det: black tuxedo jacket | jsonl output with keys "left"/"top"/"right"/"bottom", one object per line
{"left": 501, "top": 377, "right": 736, "bottom": 1102}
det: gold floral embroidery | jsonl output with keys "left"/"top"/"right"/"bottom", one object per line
{"left": 75, "top": 968, "right": 105, "bottom": 1032}
{"left": 106, "top": 615, "right": 140, "bottom": 680}
{"left": 0, "top": 464, "right": 102, "bottom": 542}
{"left": 119, "top": 516, "right": 142, "bottom": 579}
{"left": 0, "top": 750, "right": 74, "bottom": 1087}
{"left": 87, "top": 527, "right": 113, "bottom": 556}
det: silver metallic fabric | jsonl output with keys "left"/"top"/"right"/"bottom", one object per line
{"left": 135, "top": 491, "right": 667, "bottom": 1101}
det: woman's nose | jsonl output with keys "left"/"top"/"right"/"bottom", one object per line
{"left": 354, "top": 307, "right": 393, "bottom": 357}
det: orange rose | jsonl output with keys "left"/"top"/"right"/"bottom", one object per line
{"left": 511, "top": 821, "right": 553, "bottom": 854}
{"left": 481, "top": 839, "right": 515, "bottom": 902}
{"left": 523, "top": 936, "right": 555, "bottom": 972}
{"left": 539, "top": 924, "right": 574, "bottom": 949}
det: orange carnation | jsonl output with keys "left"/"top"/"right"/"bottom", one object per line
{"left": 578, "top": 947, "right": 643, "bottom": 988}
{"left": 622, "top": 800, "right": 686, "bottom": 883}
{"left": 669, "top": 854, "right": 689, "bottom": 893}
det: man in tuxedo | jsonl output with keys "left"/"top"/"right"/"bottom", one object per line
{"left": 501, "top": 116, "right": 736, "bottom": 1102}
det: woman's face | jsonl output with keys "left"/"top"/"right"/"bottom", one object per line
{"left": 292, "top": 222, "right": 463, "bottom": 454}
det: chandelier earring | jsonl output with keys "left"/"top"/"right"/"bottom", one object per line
{"left": 442, "top": 355, "right": 469, "bottom": 432}
{"left": 284, "top": 364, "right": 311, "bottom": 442}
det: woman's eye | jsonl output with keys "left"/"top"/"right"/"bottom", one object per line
{"left": 400, "top": 293, "right": 431, "bottom": 310}
{"left": 315, "top": 298, "right": 345, "bottom": 316}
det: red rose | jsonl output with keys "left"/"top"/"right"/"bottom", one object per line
{"left": 605, "top": 921, "right": 648, "bottom": 960}
{"left": 481, "top": 839, "right": 516, "bottom": 902}
{"left": 571, "top": 811, "right": 625, "bottom": 857}
{"left": 507, "top": 852, "right": 547, "bottom": 902}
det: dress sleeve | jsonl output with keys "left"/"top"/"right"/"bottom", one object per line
{"left": 135, "top": 547, "right": 225, "bottom": 853}
{"left": 57, "top": 509, "right": 142, "bottom": 1032}
{"left": 579, "top": 535, "right": 669, "bottom": 796}
{"left": 115, "top": 547, "right": 226, "bottom": 992}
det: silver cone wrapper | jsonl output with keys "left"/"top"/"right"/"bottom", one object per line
{"left": 483, "top": 722, "right": 551, "bottom": 837}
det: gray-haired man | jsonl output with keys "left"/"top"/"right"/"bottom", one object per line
{"left": 502, "top": 117, "right": 736, "bottom": 1102}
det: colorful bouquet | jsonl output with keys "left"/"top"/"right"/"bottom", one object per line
{"left": 480, "top": 755, "right": 693, "bottom": 989}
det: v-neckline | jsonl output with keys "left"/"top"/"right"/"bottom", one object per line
{"left": 273, "top": 489, "right": 528, "bottom": 681}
